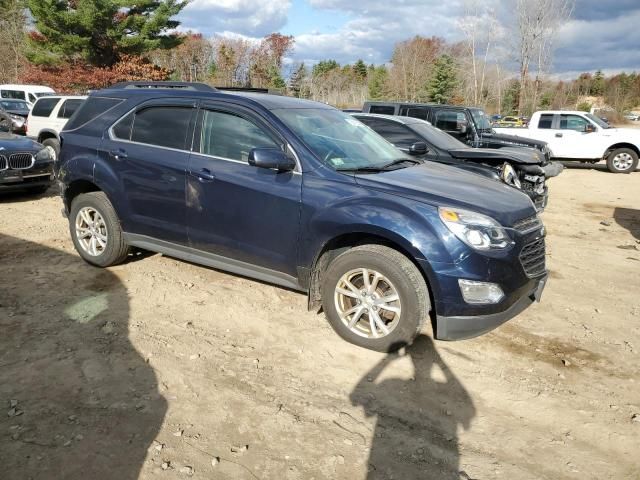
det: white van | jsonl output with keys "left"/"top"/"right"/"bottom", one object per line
{"left": 0, "top": 84, "right": 55, "bottom": 109}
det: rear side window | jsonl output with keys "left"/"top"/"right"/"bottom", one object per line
{"left": 1, "top": 89, "right": 26, "bottom": 100}
{"left": 57, "top": 99, "right": 84, "bottom": 119}
{"left": 405, "top": 108, "right": 428, "bottom": 120}
{"left": 130, "top": 107, "right": 193, "bottom": 150}
{"left": 31, "top": 97, "right": 60, "bottom": 117}
{"left": 64, "top": 97, "right": 123, "bottom": 131}
{"left": 369, "top": 105, "right": 395, "bottom": 115}
{"left": 538, "top": 114, "right": 553, "bottom": 129}
{"left": 358, "top": 118, "right": 422, "bottom": 148}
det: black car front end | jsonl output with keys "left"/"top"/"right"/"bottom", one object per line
{"left": 0, "top": 133, "right": 55, "bottom": 193}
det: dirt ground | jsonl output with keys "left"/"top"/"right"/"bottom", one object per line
{"left": 1, "top": 165, "right": 639, "bottom": 480}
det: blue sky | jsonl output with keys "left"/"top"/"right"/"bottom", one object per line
{"left": 178, "top": 0, "right": 640, "bottom": 77}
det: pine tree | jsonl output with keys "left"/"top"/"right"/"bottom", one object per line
{"left": 312, "top": 60, "right": 339, "bottom": 77}
{"left": 268, "top": 65, "right": 286, "bottom": 90}
{"left": 26, "top": 0, "right": 188, "bottom": 67}
{"left": 353, "top": 59, "right": 367, "bottom": 80}
{"left": 427, "top": 54, "right": 457, "bottom": 104}
{"left": 591, "top": 70, "right": 605, "bottom": 96}
{"left": 368, "top": 66, "right": 388, "bottom": 100}
{"left": 289, "top": 63, "right": 307, "bottom": 98}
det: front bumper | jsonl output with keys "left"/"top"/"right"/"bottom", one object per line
{"left": 435, "top": 275, "right": 547, "bottom": 340}
{"left": 0, "top": 162, "right": 54, "bottom": 191}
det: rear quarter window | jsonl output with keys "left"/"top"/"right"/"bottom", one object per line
{"left": 57, "top": 99, "right": 84, "bottom": 119}
{"left": 31, "top": 97, "right": 60, "bottom": 117}
{"left": 369, "top": 105, "right": 396, "bottom": 115}
{"left": 63, "top": 97, "right": 123, "bottom": 131}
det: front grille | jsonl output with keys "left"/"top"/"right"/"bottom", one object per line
{"left": 513, "top": 215, "right": 542, "bottom": 234}
{"left": 520, "top": 237, "right": 546, "bottom": 278}
{"left": 0, "top": 155, "right": 7, "bottom": 171}
{"left": 9, "top": 153, "right": 34, "bottom": 170}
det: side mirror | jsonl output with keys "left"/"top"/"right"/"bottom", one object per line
{"left": 248, "top": 148, "right": 296, "bottom": 171}
{"left": 408, "top": 142, "right": 428, "bottom": 155}
{"left": 584, "top": 124, "right": 596, "bottom": 133}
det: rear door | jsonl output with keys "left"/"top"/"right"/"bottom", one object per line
{"left": 100, "top": 98, "right": 196, "bottom": 244}
{"left": 187, "top": 102, "right": 302, "bottom": 276}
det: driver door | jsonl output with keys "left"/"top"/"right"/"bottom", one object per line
{"left": 432, "top": 109, "right": 469, "bottom": 143}
{"left": 546, "top": 114, "right": 599, "bottom": 159}
{"left": 186, "top": 103, "right": 302, "bottom": 277}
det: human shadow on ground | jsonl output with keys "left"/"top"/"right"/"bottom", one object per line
{"left": 614, "top": 207, "right": 640, "bottom": 241}
{"left": 350, "top": 335, "right": 476, "bottom": 479}
{"left": 0, "top": 233, "right": 167, "bottom": 479}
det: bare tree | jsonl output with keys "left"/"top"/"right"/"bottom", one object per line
{"left": 514, "top": 0, "right": 574, "bottom": 114}
{"left": 0, "top": 0, "right": 26, "bottom": 83}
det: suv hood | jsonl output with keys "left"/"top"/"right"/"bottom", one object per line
{"left": 448, "top": 146, "right": 545, "bottom": 165}
{"left": 0, "top": 133, "right": 42, "bottom": 152}
{"left": 354, "top": 162, "right": 535, "bottom": 226}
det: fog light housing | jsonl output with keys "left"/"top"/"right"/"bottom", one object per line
{"left": 458, "top": 279, "right": 504, "bottom": 304}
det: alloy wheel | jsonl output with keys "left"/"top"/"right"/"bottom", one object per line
{"left": 75, "top": 207, "right": 108, "bottom": 256}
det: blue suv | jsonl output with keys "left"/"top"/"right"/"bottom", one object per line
{"left": 58, "top": 82, "right": 547, "bottom": 352}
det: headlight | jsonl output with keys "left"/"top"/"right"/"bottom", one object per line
{"left": 439, "top": 207, "right": 513, "bottom": 251}
{"left": 501, "top": 163, "right": 521, "bottom": 188}
{"left": 10, "top": 114, "right": 23, "bottom": 121}
{"left": 35, "top": 148, "right": 54, "bottom": 162}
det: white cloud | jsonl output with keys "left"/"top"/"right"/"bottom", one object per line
{"left": 179, "top": 0, "right": 291, "bottom": 37}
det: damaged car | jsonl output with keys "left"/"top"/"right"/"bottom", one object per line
{"left": 353, "top": 113, "right": 563, "bottom": 211}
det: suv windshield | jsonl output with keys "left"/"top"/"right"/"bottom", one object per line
{"left": 585, "top": 113, "right": 610, "bottom": 129}
{"left": 409, "top": 122, "right": 469, "bottom": 151}
{"left": 274, "top": 108, "right": 408, "bottom": 171}
{"left": 470, "top": 109, "right": 492, "bottom": 132}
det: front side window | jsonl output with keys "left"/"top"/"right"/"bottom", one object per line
{"left": 129, "top": 107, "right": 193, "bottom": 150}
{"left": 559, "top": 114, "right": 589, "bottom": 131}
{"left": 470, "top": 109, "right": 491, "bottom": 130}
{"left": 31, "top": 97, "right": 60, "bottom": 117}
{"left": 199, "top": 110, "right": 279, "bottom": 162}
{"left": 433, "top": 110, "right": 467, "bottom": 132}
{"left": 273, "top": 108, "right": 406, "bottom": 171}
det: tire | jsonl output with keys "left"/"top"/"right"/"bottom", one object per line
{"left": 42, "top": 138, "right": 61, "bottom": 162}
{"left": 321, "top": 244, "right": 430, "bottom": 352}
{"left": 69, "top": 192, "right": 130, "bottom": 267}
{"left": 606, "top": 148, "right": 638, "bottom": 173}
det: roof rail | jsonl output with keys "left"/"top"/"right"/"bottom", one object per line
{"left": 109, "top": 81, "right": 217, "bottom": 92}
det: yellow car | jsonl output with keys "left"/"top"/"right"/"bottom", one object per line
{"left": 495, "top": 116, "right": 525, "bottom": 127}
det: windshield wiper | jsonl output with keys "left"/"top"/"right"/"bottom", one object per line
{"left": 336, "top": 166, "right": 387, "bottom": 173}
{"left": 380, "top": 158, "right": 423, "bottom": 170}
{"left": 336, "top": 158, "right": 422, "bottom": 174}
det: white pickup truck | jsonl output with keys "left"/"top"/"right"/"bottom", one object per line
{"left": 495, "top": 110, "right": 640, "bottom": 173}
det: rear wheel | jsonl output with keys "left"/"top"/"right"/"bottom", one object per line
{"left": 606, "top": 148, "right": 638, "bottom": 173}
{"left": 69, "top": 192, "right": 130, "bottom": 267}
{"left": 321, "top": 244, "right": 430, "bottom": 352}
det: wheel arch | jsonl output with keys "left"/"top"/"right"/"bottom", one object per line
{"left": 64, "top": 179, "right": 102, "bottom": 213}
{"left": 37, "top": 129, "right": 59, "bottom": 143}
{"left": 305, "top": 229, "right": 439, "bottom": 330}
{"left": 604, "top": 143, "right": 640, "bottom": 159}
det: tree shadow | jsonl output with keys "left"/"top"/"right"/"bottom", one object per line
{"left": 0, "top": 233, "right": 167, "bottom": 479}
{"left": 614, "top": 207, "right": 640, "bottom": 241}
{"left": 350, "top": 335, "right": 476, "bottom": 479}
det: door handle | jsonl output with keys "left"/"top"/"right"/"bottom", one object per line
{"left": 191, "top": 168, "right": 216, "bottom": 182}
{"left": 555, "top": 133, "right": 563, "bottom": 138}
{"left": 109, "top": 149, "right": 128, "bottom": 160}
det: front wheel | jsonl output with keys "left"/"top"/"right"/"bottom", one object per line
{"left": 321, "top": 244, "right": 430, "bottom": 352}
{"left": 606, "top": 148, "right": 638, "bottom": 173}
{"left": 69, "top": 192, "right": 130, "bottom": 267}
{"left": 42, "top": 138, "right": 60, "bottom": 162}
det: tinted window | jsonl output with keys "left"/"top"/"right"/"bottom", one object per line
{"left": 200, "top": 110, "right": 278, "bottom": 162}
{"left": 405, "top": 107, "right": 428, "bottom": 120}
{"left": 112, "top": 112, "right": 134, "bottom": 140}
{"left": 369, "top": 105, "right": 395, "bottom": 115}
{"left": 1, "top": 90, "right": 26, "bottom": 100}
{"left": 410, "top": 122, "right": 469, "bottom": 151}
{"left": 64, "top": 97, "right": 123, "bottom": 131}
{"left": 559, "top": 114, "right": 589, "bottom": 131}
{"left": 57, "top": 99, "right": 84, "bottom": 119}
{"left": 131, "top": 107, "right": 192, "bottom": 150}
{"left": 358, "top": 118, "right": 422, "bottom": 148}
{"left": 31, "top": 97, "right": 60, "bottom": 117}
{"left": 433, "top": 110, "right": 466, "bottom": 131}
{"left": 538, "top": 114, "right": 553, "bottom": 129}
